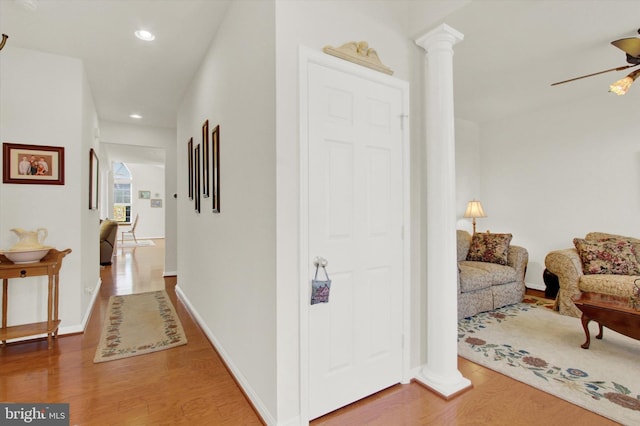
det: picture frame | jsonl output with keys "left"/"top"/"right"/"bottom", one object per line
{"left": 139, "top": 190, "right": 151, "bottom": 199}
{"left": 187, "top": 138, "right": 194, "bottom": 200}
{"left": 89, "top": 148, "right": 99, "bottom": 210}
{"left": 195, "top": 144, "right": 201, "bottom": 213}
{"left": 212, "top": 125, "right": 220, "bottom": 213}
{"left": 3, "top": 142, "right": 65, "bottom": 185}
{"left": 150, "top": 199, "right": 162, "bottom": 208}
{"left": 202, "top": 120, "right": 209, "bottom": 198}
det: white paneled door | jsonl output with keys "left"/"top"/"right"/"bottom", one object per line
{"left": 306, "top": 60, "right": 407, "bottom": 420}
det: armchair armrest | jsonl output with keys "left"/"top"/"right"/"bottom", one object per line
{"left": 507, "top": 245, "right": 528, "bottom": 281}
{"left": 545, "top": 248, "right": 583, "bottom": 316}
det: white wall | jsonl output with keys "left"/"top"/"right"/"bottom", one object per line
{"left": 80, "top": 64, "right": 101, "bottom": 317}
{"left": 455, "top": 118, "right": 482, "bottom": 234}
{"left": 125, "top": 163, "right": 165, "bottom": 239}
{"left": 0, "top": 46, "right": 98, "bottom": 335}
{"left": 99, "top": 121, "right": 177, "bottom": 274}
{"left": 477, "top": 92, "right": 640, "bottom": 289}
{"left": 176, "top": 0, "right": 277, "bottom": 422}
{"left": 275, "top": 1, "right": 418, "bottom": 423}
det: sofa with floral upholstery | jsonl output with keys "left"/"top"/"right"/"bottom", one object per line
{"left": 544, "top": 232, "right": 640, "bottom": 317}
{"left": 457, "top": 230, "right": 529, "bottom": 319}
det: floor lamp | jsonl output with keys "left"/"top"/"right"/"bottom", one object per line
{"left": 464, "top": 200, "right": 486, "bottom": 234}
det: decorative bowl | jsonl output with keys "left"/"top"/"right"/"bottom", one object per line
{"left": 2, "top": 247, "right": 51, "bottom": 264}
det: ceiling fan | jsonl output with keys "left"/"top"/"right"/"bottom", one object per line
{"left": 551, "top": 30, "right": 640, "bottom": 95}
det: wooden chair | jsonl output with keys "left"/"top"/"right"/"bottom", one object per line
{"left": 121, "top": 214, "right": 139, "bottom": 244}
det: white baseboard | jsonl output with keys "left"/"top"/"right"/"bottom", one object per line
{"left": 81, "top": 277, "right": 102, "bottom": 332}
{"left": 175, "top": 285, "right": 277, "bottom": 426}
{"left": 163, "top": 270, "right": 177, "bottom": 277}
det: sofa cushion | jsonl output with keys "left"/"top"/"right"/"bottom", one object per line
{"left": 459, "top": 261, "right": 518, "bottom": 293}
{"left": 579, "top": 274, "right": 639, "bottom": 298}
{"left": 573, "top": 238, "right": 640, "bottom": 275}
{"left": 466, "top": 232, "right": 512, "bottom": 265}
{"left": 586, "top": 232, "right": 640, "bottom": 264}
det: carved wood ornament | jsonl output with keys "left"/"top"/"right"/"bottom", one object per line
{"left": 323, "top": 41, "right": 393, "bottom": 75}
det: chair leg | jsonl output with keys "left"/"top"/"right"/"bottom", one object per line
{"left": 132, "top": 232, "right": 138, "bottom": 243}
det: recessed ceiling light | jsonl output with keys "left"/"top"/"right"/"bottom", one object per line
{"left": 129, "top": 114, "right": 143, "bottom": 119}
{"left": 134, "top": 30, "right": 155, "bottom": 41}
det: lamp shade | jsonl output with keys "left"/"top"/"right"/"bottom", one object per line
{"left": 463, "top": 200, "right": 487, "bottom": 219}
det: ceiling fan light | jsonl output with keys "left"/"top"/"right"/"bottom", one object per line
{"left": 609, "top": 68, "right": 640, "bottom": 95}
{"left": 609, "top": 76, "right": 633, "bottom": 95}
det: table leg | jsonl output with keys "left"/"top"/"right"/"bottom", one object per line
{"left": 2, "top": 279, "right": 7, "bottom": 347}
{"left": 595, "top": 322, "right": 603, "bottom": 340}
{"left": 580, "top": 313, "right": 591, "bottom": 349}
{"left": 47, "top": 271, "right": 53, "bottom": 349}
{"left": 53, "top": 273, "right": 59, "bottom": 339}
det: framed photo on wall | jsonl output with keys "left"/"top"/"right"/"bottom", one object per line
{"left": 89, "top": 148, "right": 99, "bottom": 210}
{"left": 187, "top": 138, "right": 194, "bottom": 200}
{"left": 3, "top": 142, "right": 65, "bottom": 185}
{"left": 139, "top": 190, "right": 151, "bottom": 199}
{"left": 212, "top": 125, "right": 220, "bottom": 213}
{"left": 202, "top": 119, "right": 209, "bottom": 198}
{"left": 195, "top": 143, "right": 201, "bottom": 213}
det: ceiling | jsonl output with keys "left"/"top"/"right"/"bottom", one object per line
{"left": 0, "top": 0, "right": 230, "bottom": 129}
{"left": 444, "top": 0, "right": 640, "bottom": 123}
{"left": 1, "top": 0, "right": 639, "bottom": 134}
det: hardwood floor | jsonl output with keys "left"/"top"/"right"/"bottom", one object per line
{"left": 0, "top": 240, "right": 262, "bottom": 426}
{"left": 0, "top": 243, "right": 614, "bottom": 425}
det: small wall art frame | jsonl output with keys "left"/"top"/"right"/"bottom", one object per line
{"left": 139, "top": 190, "right": 151, "bottom": 199}
{"left": 195, "top": 143, "right": 201, "bottom": 213}
{"left": 150, "top": 199, "right": 163, "bottom": 208}
{"left": 202, "top": 120, "right": 210, "bottom": 198}
{"left": 3, "top": 142, "right": 65, "bottom": 185}
{"left": 211, "top": 124, "right": 220, "bottom": 213}
{"left": 89, "top": 148, "right": 99, "bottom": 210}
{"left": 187, "top": 138, "right": 194, "bottom": 200}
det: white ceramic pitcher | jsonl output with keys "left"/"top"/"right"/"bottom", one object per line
{"left": 10, "top": 228, "right": 48, "bottom": 250}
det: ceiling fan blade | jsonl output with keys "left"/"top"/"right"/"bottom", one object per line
{"left": 550, "top": 65, "right": 636, "bottom": 86}
{"left": 611, "top": 38, "right": 640, "bottom": 58}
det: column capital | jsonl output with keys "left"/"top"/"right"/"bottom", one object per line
{"left": 415, "top": 23, "right": 464, "bottom": 51}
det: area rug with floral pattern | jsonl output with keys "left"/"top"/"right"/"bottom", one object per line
{"left": 94, "top": 290, "right": 187, "bottom": 363}
{"left": 459, "top": 297, "right": 640, "bottom": 425}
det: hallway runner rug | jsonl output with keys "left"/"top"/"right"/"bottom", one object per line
{"left": 94, "top": 290, "right": 187, "bottom": 363}
{"left": 458, "top": 298, "right": 640, "bottom": 425}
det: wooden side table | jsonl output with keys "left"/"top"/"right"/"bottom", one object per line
{"left": 0, "top": 248, "right": 72, "bottom": 349}
{"left": 572, "top": 292, "right": 640, "bottom": 349}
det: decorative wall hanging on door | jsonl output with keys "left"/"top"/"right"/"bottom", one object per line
{"left": 310, "top": 257, "right": 332, "bottom": 305}
{"left": 323, "top": 41, "right": 393, "bottom": 75}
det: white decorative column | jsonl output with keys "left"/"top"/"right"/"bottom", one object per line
{"left": 414, "top": 23, "right": 471, "bottom": 398}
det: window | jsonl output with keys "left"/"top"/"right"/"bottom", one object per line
{"left": 113, "top": 162, "right": 132, "bottom": 223}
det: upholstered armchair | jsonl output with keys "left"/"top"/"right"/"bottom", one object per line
{"left": 99, "top": 219, "right": 118, "bottom": 265}
{"left": 545, "top": 232, "right": 640, "bottom": 317}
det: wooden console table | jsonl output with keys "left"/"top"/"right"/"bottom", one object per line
{"left": 0, "top": 248, "right": 71, "bottom": 349}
